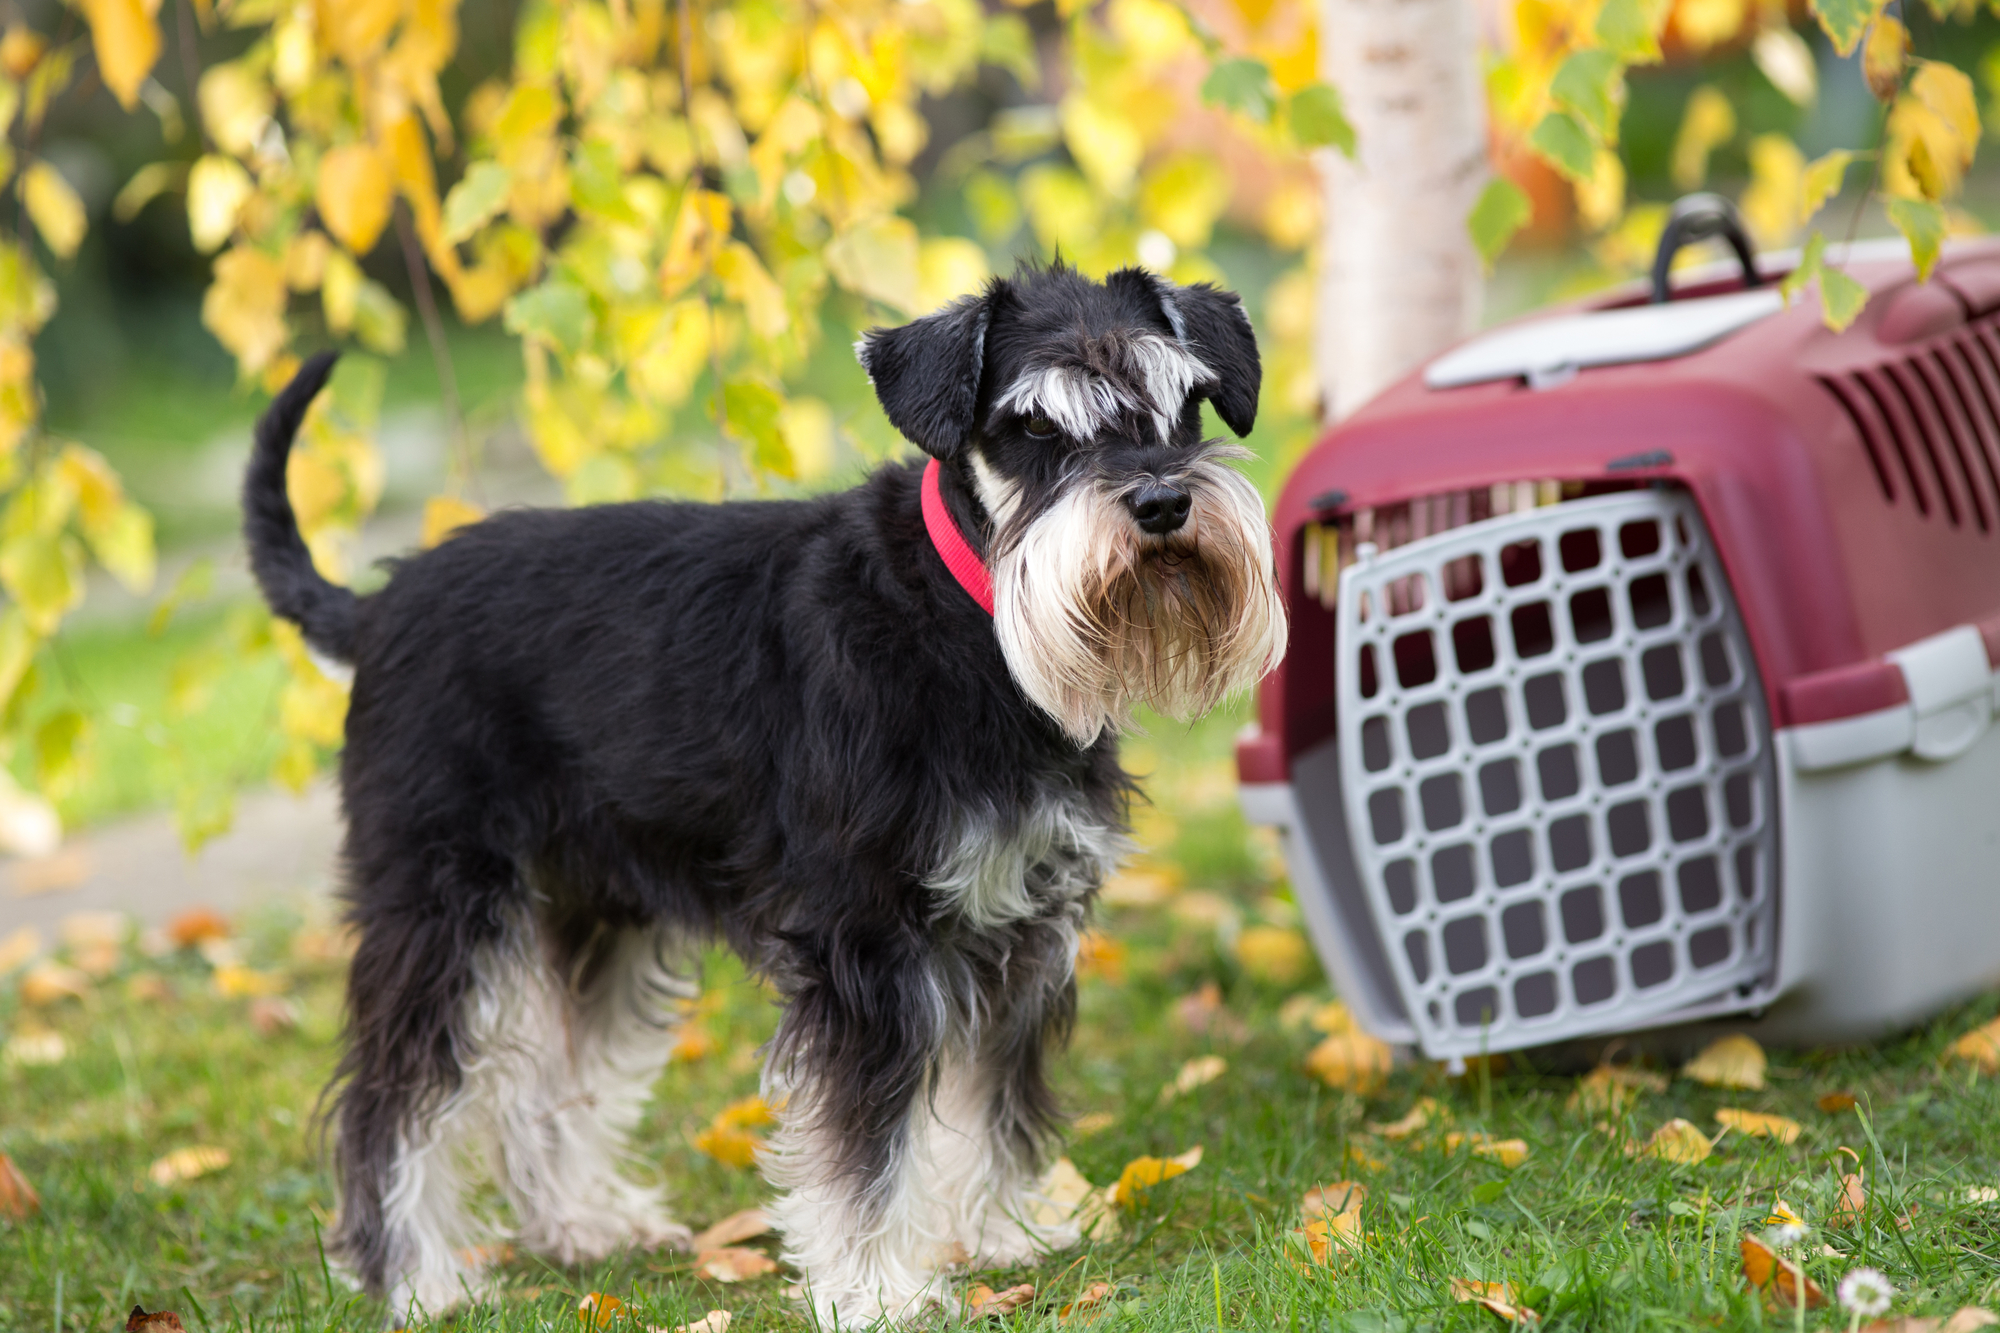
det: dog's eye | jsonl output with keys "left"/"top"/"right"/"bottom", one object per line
{"left": 1024, "top": 415, "right": 1057, "bottom": 439}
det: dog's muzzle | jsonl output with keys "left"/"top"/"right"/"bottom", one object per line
{"left": 1124, "top": 480, "right": 1192, "bottom": 535}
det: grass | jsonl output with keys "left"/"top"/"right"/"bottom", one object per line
{"left": 5, "top": 702, "right": 2000, "bottom": 1333}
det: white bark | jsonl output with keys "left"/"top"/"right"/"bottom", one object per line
{"left": 1316, "top": 0, "right": 1488, "bottom": 421}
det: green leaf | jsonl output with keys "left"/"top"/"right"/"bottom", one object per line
{"left": 1287, "top": 82, "right": 1355, "bottom": 155}
{"left": 1800, "top": 150, "right": 1855, "bottom": 222}
{"left": 1780, "top": 228, "right": 1826, "bottom": 303}
{"left": 1529, "top": 111, "right": 1598, "bottom": 182}
{"left": 1550, "top": 50, "right": 1625, "bottom": 143}
{"left": 1467, "top": 178, "right": 1533, "bottom": 268}
{"left": 1595, "top": 0, "right": 1671, "bottom": 63}
{"left": 1820, "top": 264, "right": 1870, "bottom": 330}
{"left": 34, "top": 707, "right": 87, "bottom": 800}
{"left": 723, "top": 380, "right": 792, "bottom": 478}
{"left": 571, "top": 140, "right": 642, "bottom": 224}
{"left": 1201, "top": 57, "right": 1277, "bottom": 124}
{"left": 981, "top": 14, "right": 1040, "bottom": 91}
{"left": 504, "top": 279, "right": 595, "bottom": 354}
{"left": 149, "top": 556, "right": 215, "bottom": 637}
{"left": 1808, "top": 0, "right": 1885, "bottom": 57}
{"left": 439, "top": 161, "right": 511, "bottom": 247}
{"left": 1888, "top": 196, "right": 1946, "bottom": 282}
{"left": 351, "top": 278, "right": 408, "bottom": 357}
{"left": 329, "top": 353, "right": 387, "bottom": 432}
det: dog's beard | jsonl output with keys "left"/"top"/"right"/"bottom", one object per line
{"left": 991, "top": 447, "right": 1287, "bottom": 745}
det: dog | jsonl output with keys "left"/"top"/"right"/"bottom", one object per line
{"left": 243, "top": 261, "right": 1286, "bottom": 1325}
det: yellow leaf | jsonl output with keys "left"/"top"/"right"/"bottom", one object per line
{"left": 1298, "top": 1180, "right": 1366, "bottom": 1261}
{"left": 1158, "top": 1054, "right": 1226, "bottom": 1103}
{"left": 1740, "top": 134, "right": 1805, "bottom": 247}
{"left": 1442, "top": 1132, "right": 1530, "bottom": 1167}
{"left": 1235, "top": 925, "right": 1312, "bottom": 985}
{"left": 78, "top": 0, "right": 161, "bottom": 111}
{"left": 212, "top": 963, "right": 285, "bottom": 998}
{"left": 186, "top": 155, "right": 253, "bottom": 254}
{"left": 1369, "top": 1097, "right": 1443, "bottom": 1139}
{"left": 1139, "top": 152, "right": 1230, "bottom": 250}
{"left": 0, "top": 529, "right": 84, "bottom": 633}
{"left": 1714, "top": 1108, "right": 1801, "bottom": 1143}
{"left": 1, "top": 28, "right": 47, "bottom": 81}
{"left": 202, "top": 246, "right": 289, "bottom": 375}
{"left": 777, "top": 397, "right": 834, "bottom": 483}
{"left": 915, "top": 236, "right": 990, "bottom": 315}
{"left": 1075, "top": 930, "right": 1126, "bottom": 981}
{"left": 1673, "top": 0, "right": 1748, "bottom": 51}
{"left": 712, "top": 241, "right": 789, "bottom": 340}
{"left": 967, "top": 1284, "right": 1035, "bottom": 1318}
{"left": 1112, "top": 1144, "right": 1201, "bottom": 1207}
{"left": 147, "top": 1145, "right": 230, "bottom": 1186}
{"left": 1305, "top": 1028, "right": 1393, "bottom": 1094}
{"left": 693, "top": 1247, "right": 778, "bottom": 1282}
{"left": 1863, "top": 17, "right": 1907, "bottom": 101}
{"left": 715, "top": 1096, "right": 775, "bottom": 1129}
{"left": 1633, "top": 1117, "right": 1713, "bottom": 1164}
{"left": 1449, "top": 1278, "right": 1538, "bottom": 1324}
{"left": 280, "top": 667, "right": 349, "bottom": 746}
{"left": 197, "top": 61, "right": 274, "bottom": 158}
{"left": 1952, "top": 1015, "right": 2000, "bottom": 1071}
{"left": 22, "top": 163, "right": 85, "bottom": 259}
{"left": 1739, "top": 1233, "right": 1826, "bottom": 1309}
{"left": 318, "top": 144, "right": 394, "bottom": 254}
{"left": 1309, "top": 1000, "right": 1356, "bottom": 1034}
{"left": 1801, "top": 150, "right": 1855, "bottom": 223}
{"left": 825, "top": 215, "right": 920, "bottom": 314}
{"left": 1060, "top": 93, "right": 1143, "bottom": 196}
{"left": 577, "top": 1293, "right": 623, "bottom": 1327}
{"left": 1569, "top": 1064, "right": 1668, "bottom": 1114}
{"left": 1034, "top": 1156, "right": 1121, "bottom": 1240}
{"left": 1911, "top": 60, "right": 1979, "bottom": 160}
{"left": 1058, "top": 1281, "right": 1115, "bottom": 1322}
{"left": 1671, "top": 86, "right": 1736, "bottom": 191}
{"left": 19, "top": 958, "right": 89, "bottom": 1005}
{"left": 420, "top": 495, "right": 484, "bottom": 548}
{"left": 670, "top": 1021, "right": 717, "bottom": 1063}
{"left": 1683, "top": 1034, "right": 1767, "bottom": 1089}
{"left": 694, "top": 1124, "right": 763, "bottom": 1169}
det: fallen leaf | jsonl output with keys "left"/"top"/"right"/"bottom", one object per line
{"left": 1034, "top": 1157, "right": 1121, "bottom": 1240}
{"left": 1308, "top": 1000, "right": 1355, "bottom": 1033}
{"left": 1831, "top": 1172, "right": 1867, "bottom": 1227}
{"left": 1570, "top": 1063, "right": 1668, "bottom": 1114}
{"left": 1174, "top": 982, "right": 1247, "bottom": 1043}
{"left": 1769, "top": 1198, "right": 1808, "bottom": 1228}
{"left": 213, "top": 963, "right": 286, "bottom": 998}
{"left": 1715, "top": 1109, "right": 1801, "bottom": 1143}
{"left": 1159, "top": 1054, "right": 1226, "bottom": 1103}
{"left": 1075, "top": 931, "right": 1126, "bottom": 982}
{"left": 4, "top": 1029, "right": 67, "bottom": 1066}
{"left": 248, "top": 995, "right": 302, "bottom": 1035}
{"left": 660, "top": 1313, "right": 730, "bottom": 1333}
{"left": 1632, "top": 1118, "right": 1713, "bottom": 1165}
{"left": 1277, "top": 994, "right": 1322, "bottom": 1030}
{"left": 671, "top": 1023, "right": 717, "bottom": 1063}
{"left": 0, "top": 924, "right": 40, "bottom": 973}
{"left": 1072, "top": 1111, "right": 1116, "bottom": 1137}
{"left": 19, "top": 958, "right": 89, "bottom": 1005}
{"left": 148, "top": 1146, "right": 231, "bottom": 1186}
{"left": 1101, "top": 869, "right": 1175, "bottom": 907}
{"left": 695, "top": 1125, "right": 762, "bottom": 1169}
{"left": 1684, "top": 1034, "right": 1768, "bottom": 1089}
{"left": 694, "top": 1247, "right": 778, "bottom": 1282}
{"left": 1449, "top": 1278, "right": 1539, "bottom": 1324}
{"left": 125, "top": 1308, "right": 187, "bottom": 1333}
{"left": 1740, "top": 1234, "right": 1826, "bottom": 1309}
{"left": 578, "top": 1293, "right": 624, "bottom": 1327}
{"left": 1112, "top": 1145, "right": 1202, "bottom": 1207}
{"left": 1444, "top": 1133, "right": 1530, "bottom": 1168}
{"left": 966, "top": 1283, "right": 1035, "bottom": 1318}
{"left": 1235, "top": 925, "right": 1312, "bottom": 985}
{"left": 167, "top": 907, "right": 231, "bottom": 948}
{"left": 1963, "top": 1186, "right": 2000, "bottom": 1205}
{"left": 1369, "top": 1097, "right": 1444, "bottom": 1139}
{"left": 1817, "top": 1091, "right": 1859, "bottom": 1112}
{"left": 1951, "top": 1017, "right": 2000, "bottom": 1073}
{"left": 1343, "top": 1138, "right": 1388, "bottom": 1173}
{"left": 1305, "top": 1028, "right": 1393, "bottom": 1094}
{"left": 1058, "top": 1282, "right": 1114, "bottom": 1322}
{"left": 1298, "top": 1180, "right": 1366, "bottom": 1260}
{"left": 457, "top": 1242, "right": 517, "bottom": 1267}
{"left": 0, "top": 1152, "right": 40, "bottom": 1219}
{"left": 1942, "top": 1310, "right": 2000, "bottom": 1333}
{"left": 691, "top": 1207, "right": 771, "bottom": 1250}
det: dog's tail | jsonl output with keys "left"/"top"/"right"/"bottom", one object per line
{"left": 243, "top": 351, "right": 358, "bottom": 663}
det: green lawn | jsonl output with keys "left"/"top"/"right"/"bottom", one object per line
{"left": 5, "top": 702, "right": 2000, "bottom": 1333}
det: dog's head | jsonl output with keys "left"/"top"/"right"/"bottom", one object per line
{"left": 858, "top": 262, "right": 1287, "bottom": 744}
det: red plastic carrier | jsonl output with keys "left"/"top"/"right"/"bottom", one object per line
{"left": 1237, "top": 234, "right": 2000, "bottom": 1058}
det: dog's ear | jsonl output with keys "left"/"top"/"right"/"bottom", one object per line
{"left": 1124, "top": 271, "right": 1260, "bottom": 438}
{"left": 1166, "top": 282, "right": 1260, "bottom": 438}
{"left": 856, "top": 293, "right": 991, "bottom": 460}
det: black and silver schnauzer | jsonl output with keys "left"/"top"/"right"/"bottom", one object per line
{"left": 244, "top": 262, "right": 1286, "bottom": 1325}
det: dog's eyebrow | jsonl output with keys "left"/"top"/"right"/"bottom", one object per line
{"left": 994, "top": 334, "right": 1215, "bottom": 443}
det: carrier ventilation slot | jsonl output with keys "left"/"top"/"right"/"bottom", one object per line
{"left": 1818, "top": 321, "right": 2000, "bottom": 534}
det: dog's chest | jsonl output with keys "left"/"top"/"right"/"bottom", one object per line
{"left": 927, "top": 791, "right": 1124, "bottom": 929}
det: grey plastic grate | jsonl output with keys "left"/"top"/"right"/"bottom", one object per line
{"left": 1333, "top": 490, "right": 1780, "bottom": 1058}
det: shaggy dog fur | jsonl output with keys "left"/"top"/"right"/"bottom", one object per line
{"left": 242, "top": 262, "right": 1285, "bottom": 1326}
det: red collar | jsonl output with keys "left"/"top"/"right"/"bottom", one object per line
{"left": 921, "top": 459, "right": 995, "bottom": 615}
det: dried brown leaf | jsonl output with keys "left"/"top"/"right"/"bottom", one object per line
{"left": 0, "top": 1152, "right": 40, "bottom": 1219}
{"left": 1369, "top": 1097, "right": 1444, "bottom": 1139}
{"left": 167, "top": 907, "right": 232, "bottom": 948}
{"left": 1817, "top": 1090, "right": 1859, "bottom": 1112}
{"left": 125, "top": 1308, "right": 187, "bottom": 1333}
{"left": 1449, "top": 1278, "right": 1539, "bottom": 1323}
{"left": 691, "top": 1207, "right": 771, "bottom": 1250}
{"left": 1058, "top": 1282, "right": 1115, "bottom": 1322}
{"left": 966, "top": 1283, "right": 1035, "bottom": 1318}
{"left": 694, "top": 1247, "right": 778, "bottom": 1283}
{"left": 19, "top": 959, "right": 90, "bottom": 1006}
{"left": 1740, "top": 1234, "right": 1826, "bottom": 1309}
{"left": 1831, "top": 1172, "right": 1867, "bottom": 1227}
{"left": 577, "top": 1293, "right": 624, "bottom": 1327}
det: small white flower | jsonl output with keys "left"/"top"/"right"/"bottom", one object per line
{"left": 1766, "top": 1221, "right": 1809, "bottom": 1248}
{"left": 1838, "top": 1266, "right": 1894, "bottom": 1318}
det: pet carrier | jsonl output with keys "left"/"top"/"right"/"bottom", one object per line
{"left": 1237, "top": 202, "right": 2000, "bottom": 1059}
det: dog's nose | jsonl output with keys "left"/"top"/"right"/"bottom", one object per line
{"left": 1125, "top": 482, "right": 1192, "bottom": 535}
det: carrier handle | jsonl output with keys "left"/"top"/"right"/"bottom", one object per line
{"left": 1650, "top": 194, "right": 1762, "bottom": 304}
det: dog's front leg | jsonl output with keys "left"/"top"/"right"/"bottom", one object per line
{"left": 761, "top": 936, "right": 957, "bottom": 1327}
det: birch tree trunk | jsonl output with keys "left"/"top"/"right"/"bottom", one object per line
{"left": 1316, "top": 0, "right": 1488, "bottom": 421}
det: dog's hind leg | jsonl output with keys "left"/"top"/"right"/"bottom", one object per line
{"left": 489, "top": 922, "right": 694, "bottom": 1265}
